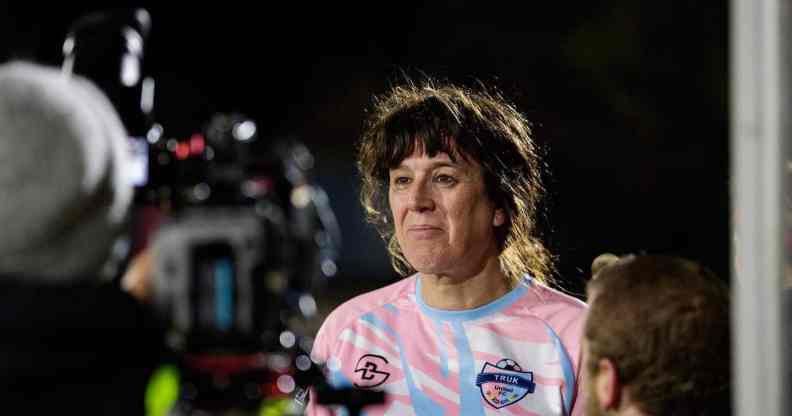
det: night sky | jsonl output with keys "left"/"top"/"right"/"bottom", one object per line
{"left": 0, "top": 2, "right": 730, "bottom": 303}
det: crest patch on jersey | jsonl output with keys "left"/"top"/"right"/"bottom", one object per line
{"left": 476, "top": 359, "right": 535, "bottom": 409}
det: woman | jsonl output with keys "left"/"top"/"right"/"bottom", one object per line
{"left": 307, "top": 80, "right": 586, "bottom": 415}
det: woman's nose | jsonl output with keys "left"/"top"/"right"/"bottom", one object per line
{"left": 406, "top": 181, "right": 435, "bottom": 212}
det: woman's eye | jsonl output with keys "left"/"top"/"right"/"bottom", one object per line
{"left": 393, "top": 176, "right": 410, "bottom": 186}
{"left": 435, "top": 174, "right": 457, "bottom": 185}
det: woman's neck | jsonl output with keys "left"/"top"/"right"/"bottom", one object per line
{"left": 418, "top": 257, "right": 512, "bottom": 310}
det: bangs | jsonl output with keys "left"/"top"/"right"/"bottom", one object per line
{"left": 378, "top": 99, "right": 483, "bottom": 175}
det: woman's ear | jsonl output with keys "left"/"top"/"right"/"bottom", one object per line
{"left": 493, "top": 208, "right": 506, "bottom": 227}
{"left": 596, "top": 357, "right": 622, "bottom": 410}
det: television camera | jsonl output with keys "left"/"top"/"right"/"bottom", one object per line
{"left": 62, "top": 8, "right": 383, "bottom": 416}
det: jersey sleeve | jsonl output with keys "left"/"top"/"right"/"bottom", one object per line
{"left": 564, "top": 311, "right": 587, "bottom": 416}
{"left": 532, "top": 285, "right": 589, "bottom": 416}
{"left": 552, "top": 301, "right": 588, "bottom": 416}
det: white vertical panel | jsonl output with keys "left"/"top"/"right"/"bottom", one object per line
{"left": 730, "top": 0, "right": 786, "bottom": 414}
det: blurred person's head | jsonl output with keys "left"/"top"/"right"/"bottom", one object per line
{"left": 357, "top": 79, "right": 553, "bottom": 285}
{"left": 0, "top": 61, "right": 133, "bottom": 283}
{"left": 583, "top": 254, "right": 731, "bottom": 416}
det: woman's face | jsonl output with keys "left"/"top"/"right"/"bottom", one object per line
{"left": 388, "top": 147, "right": 505, "bottom": 278}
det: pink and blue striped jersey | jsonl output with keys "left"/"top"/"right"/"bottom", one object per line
{"left": 307, "top": 275, "right": 587, "bottom": 416}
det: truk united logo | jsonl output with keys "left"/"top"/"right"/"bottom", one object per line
{"left": 475, "top": 359, "right": 536, "bottom": 409}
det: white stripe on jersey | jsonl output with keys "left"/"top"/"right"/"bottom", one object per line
{"left": 410, "top": 366, "right": 460, "bottom": 404}
{"left": 338, "top": 329, "right": 402, "bottom": 369}
{"left": 425, "top": 352, "right": 460, "bottom": 374}
{"left": 358, "top": 317, "right": 400, "bottom": 351}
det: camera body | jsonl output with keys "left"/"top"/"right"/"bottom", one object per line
{"left": 139, "top": 114, "right": 338, "bottom": 414}
{"left": 61, "top": 9, "right": 385, "bottom": 415}
{"left": 145, "top": 112, "right": 332, "bottom": 349}
{"left": 63, "top": 10, "right": 338, "bottom": 414}
{"left": 152, "top": 207, "right": 270, "bottom": 350}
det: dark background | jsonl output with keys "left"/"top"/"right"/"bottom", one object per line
{"left": 0, "top": 2, "right": 730, "bottom": 305}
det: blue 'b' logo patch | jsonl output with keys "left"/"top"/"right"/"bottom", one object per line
{"left": 475, "top": 359, "right": 535, "bottom": 409}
